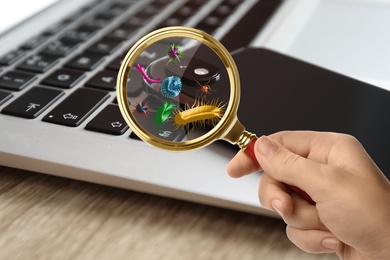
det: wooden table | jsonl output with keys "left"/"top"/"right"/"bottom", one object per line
{"left": 0, "top": 166, "right": 337, "bottom": 259}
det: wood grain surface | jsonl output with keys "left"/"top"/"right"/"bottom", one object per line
{"left": 0, "top": 166, "right": 337, "bottom": 260}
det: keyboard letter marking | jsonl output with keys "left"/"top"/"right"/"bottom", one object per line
{"left": 26, "top": 103, "right": 41, "bottom": 112}
{"left": 63, "top": 113, "right": 78, "bottom": 120}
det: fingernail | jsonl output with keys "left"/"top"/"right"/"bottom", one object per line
{"left": 271, "top": 200, "right": 284, "bottom": 217}
{"left": 321, "top": 237, "right": 340, "bottom": 251}
{"left": 258, "top": 136, "right": 279, "bottom": 157}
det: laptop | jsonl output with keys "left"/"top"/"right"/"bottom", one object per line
{"left": 1, "top": 0, "right": 390, "bottom": 216}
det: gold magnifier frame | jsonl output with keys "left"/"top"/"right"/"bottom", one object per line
{"left": 117, "top": 26, "right": 256, "bottom": 152}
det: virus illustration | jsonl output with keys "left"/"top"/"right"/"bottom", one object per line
{"left": 154, "top": 102, "right": 175, "bottom": 128}
{"left": 195, "top": 80, "right": 216, "bottom": 99}
{"left": 135, "top": 63, "right": 161, "bottom": 83}
{"left": 132, "top": 102, "right": 150, "bottom": 117}
{"left": 167, "top": 43, "right": 183, "bottom": 62}
{"left": 161, "top": 76, "right": 182, "bottom": 98}
{"left": 173, "top": 99, "right": 226, "bottom": 131}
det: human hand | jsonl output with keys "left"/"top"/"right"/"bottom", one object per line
{"left": 227, "top": 131, "right": 390, "bottom": 259}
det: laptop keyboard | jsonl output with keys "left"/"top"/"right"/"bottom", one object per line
{"left": 0, "top": 0, "right": 280, "bottom": 139}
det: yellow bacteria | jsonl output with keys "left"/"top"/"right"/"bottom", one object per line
{"left": 174, "top": 99, "right": 225, "bottom": 131}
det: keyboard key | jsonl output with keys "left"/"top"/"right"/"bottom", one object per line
{"left": 42, "top": 40, "right": 79, "bottom": 56}
{"left": 195, "top": 0, "right": 239, "bottom": 35}
{"left": 82, "top": 15, "right": 112, "bottom": 29}
{"left": 85, "top": 104, "right": 129, "bottom": 135}
{"left": 2, "top": 87, "right": 64, "bottom": 119}
{"left": 106, "top": 24, "right": 138, "bottom": 40}
{"left": 106, "top": 55, "right": 124, "bottom": 71}
{"left": 157, "top": 0, "right": 204, "bottom": 28}
{"left": 135, "top": 4, "right": 161, "bottom": 19}
{"left": 41, "top": 68, "right": 85, "bottom": 89}
{"left": 43, "top": 22, "right": 70, "bottom": 35}
{"left": 0, "top": 90, "right": 13, "bottom": 106}
{"left": 65, "top": 52, "right": 105, "bottom": 71}
{"left": 0, "top": 71, "right": 36, "bottom": 91}
{"left": 17, "top": 53, "right": 60, "bottom": 73}
{"left": 21, "top": 35, "right": 49, "bottom": 50}
{"left": 61, "top": 26, "right": 97, "bottom": 43}
{"left": 0, "top": 50, "right": 26, "bottom": 66}
{"left": 100, "top": 3, "right": 130, "bottom": 18}
{"left": 78, "top": 11, "right": 111, "bottom": 30}
{"left": 88, "top": 37, "right": 122, "bottom": 55}
{"left": 85, "top": 70, "right": 117, "bottom": 91}
{"left": 43, "top": 88, "right": 110, "bottom": 127}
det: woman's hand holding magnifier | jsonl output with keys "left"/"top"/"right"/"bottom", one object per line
{"left": 227, "top": 131, "right": 390, "bottom": 259}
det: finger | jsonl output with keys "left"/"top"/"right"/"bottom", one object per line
{"left": 255, "top": 135, "right": 330, "bottom": 198}
{"left": 260, "top": 174, "right": 326, "bottom": 230}
{"left": 270, "top": 131, "right": 374, "bottom": 172}
{"left": 259, "top": 173, "right": 293, "bottom": 216}
{"left": 226, "top": 150, "right": 261, "bottom": 178}
{"left": 286, "top": 226, "right": 341, "bottom": 254}
{"left": 283, "top": 194, "right": 327, "bottom": 231}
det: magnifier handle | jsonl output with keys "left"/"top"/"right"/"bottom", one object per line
{"left": 245, "top": 138, "right": 315, "bottom": 205}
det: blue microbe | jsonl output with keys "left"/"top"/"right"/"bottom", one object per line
{"left": 161, "top": 76, "right": 182, "bottom": 98}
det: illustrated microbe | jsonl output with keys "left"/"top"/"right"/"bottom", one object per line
{"left": 161, "top": 76, "right": 182, "bottom": 98}
{"left": 154, "top": 102, "right": 175, "bottom": 127}
{"left": 174, "top": 99, "right": 225, "bottom": 131}
{"left": 167, "top": 43, "right": 183, "bottom": 62}
{"left": 132, "top": 102, "right": 150, "bottom": 117}
{"left": 135, "top": 63, "right": 161, "bottom": 83}
{"left": 196, "top": 80, "right": 216, "bottom": 98}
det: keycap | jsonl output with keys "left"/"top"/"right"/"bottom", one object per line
{"left": 194, "top": 1, "right": 237, "bottom": 35}
{"left": 65, "top": 52, "right": 105, "bottom": 71}
{"left": 17, "top": 53, "right": 60, "bottom": 73}
{"left": 61, "top": 26, "right": 97, "bottom": 43}
{"left": 0, "top": 71, "right": 36, "bottom": 91}
{"left": 0, "top": 90, "right": 13, "bottom": 106}
{"left": 43, "top": 22, "right": 69, "bottom": 35}
{"left": 106, "top": 55, "right": 123, "bottom": 71}
{"left": 2, "top": 87, "right": 64, "bottom": 119}
{"left": 157, "top": 1, "right": 204, "bottom": 28}
{"left": 100, "top": 3, "right": 129, "bottom": 18}
{"left": 41, "top": 68, "right": 85, "bottom": 89}
{"left": 20, "top": 35, "right": 49, "bottom": 50}
{"left": 88, "top": 37, "right": 122, "bottom": 55}
{"left": 0, "top": 50, "right": 26, "bottom": 66}
{"left": 106, "top": 24, "right": 138, "bottom": 40}
{"left": 42, "top": 40, "right": 79, "bottom": 56}
{"left": 43, "top": 88, "right": 110, "bottom": 127}
{"left": 85, "top": 70, "right": 117, "bottom": 91}
{"left": 85, "top": 104, "right": 129, "bottom": 135}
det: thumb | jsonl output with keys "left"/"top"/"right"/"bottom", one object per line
{"left": 255, "top": 136, "right": 327, "bottom": 199}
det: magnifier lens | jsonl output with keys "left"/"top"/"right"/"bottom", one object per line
{"left": 120, "top": 30, "right": 237, "bottom": 150}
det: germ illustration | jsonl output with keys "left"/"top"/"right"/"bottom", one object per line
{"left": 132, "top": 102, "right": 150, "bottom": 117}
{"left": 154, "top": 102, "right": 175, "bottom": 128}
{"left": 167, "top": 43, "right": 183, "bottom": 62}
{"left": 174, "top": 99, "right": 225, "bottom": 131}
{"left": 161, "top": 76, "right": 182, "bottom": 98}
{"left": 195, "top": 80, "right": 216, "bottom": 98}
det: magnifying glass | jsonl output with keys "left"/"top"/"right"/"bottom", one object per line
{"left": 117, "top": 26, "right": 313, "bottom": 204}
